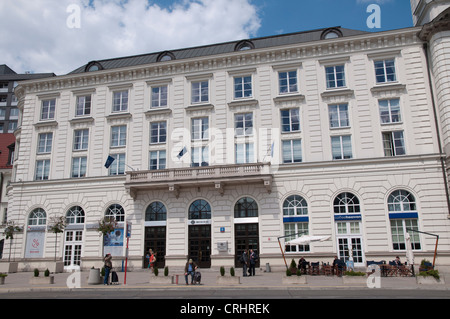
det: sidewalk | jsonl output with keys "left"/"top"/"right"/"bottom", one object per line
{"left": 0, "top": 267, "right": 449, "bottom": 293}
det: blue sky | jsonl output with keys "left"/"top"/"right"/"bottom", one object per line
{"left": 0, "top": 0, "right": 415, "bottom": 75}
{"left": 251, "top": 0, "right": 413, "bottom": 37}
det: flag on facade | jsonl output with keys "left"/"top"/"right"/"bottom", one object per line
{"left": 177, "top": 147, "right": 187, "bottom": 159}
{"left": 104, "top": 155, "right": 115, "bottom": 168}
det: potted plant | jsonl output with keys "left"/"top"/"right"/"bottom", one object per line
{"left": 30, "top": 268, "right": 54, "bottom": 285}
{"left": 47, "top": 216, "right": 66, "bottom": 273}
{"left": 149, "top": 266, "right": 174, "bottom": 284}
{"left": 0, "top": 221, "right": 22, "bottom": 273}
{"left": 342, "top": 270, "right": 367, "bottom": 284}
{"left": 282, "top": 266, "right": 307, "bottom": 284}
{"left": 0, "top": 273, "right": 7, "bottom": 285}
{"left": 417, "top": 268, "right": 444, "bottom": 285}
{"left": 217, "top": 267, "right": 241, "bottom": 285}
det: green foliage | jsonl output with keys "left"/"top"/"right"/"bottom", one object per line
{"left": 418, "top": 269, "right": 440, "bottom": 280}
{"left": 296, "top": 269, "right": 302, "bottom": 276}
{"left": 44, "top": 269, "right": 50, "bottom": 277}
{"left": 220, "top": 266, "right": 225, "bottom": 276}
{"left": 164, "top": 266, "right": 169, "bottom": 276}
{"left": 230, "top": 267, "right": 235, "bottom": 277}
{"left": 345, "top": 270, "right": 366, "bottom": 276}
{"left": 154, "top": 267, "right": 159, "bottom": 276}
{"left": 286, "top": 268, "right": 292, "bottom": 277}
{"left": 33, "top": 268, "right": 39, "bottom": 277}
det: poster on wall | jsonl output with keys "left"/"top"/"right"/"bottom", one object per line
{"left": 25, "top": 232, "right": 45, "bottom": 258}
{"left": 103, "top": 228, "right": 124, "bottom": 257}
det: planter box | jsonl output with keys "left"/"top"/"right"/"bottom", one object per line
{"left": 0, "top": 262, "right": 18, "bottom": 273}
{"left": 282, "top": 275, "right": 307, "bottom": 285}
{"left": 149, "top": 275, "right": 174, "bottom": 284}
{"left": 416, "top": 275, "right": 445, "bottom": 285}
{"left": 216, "top": 276, "right": 241, "bottom": 285}
{"left": 30, "top": 276, "right": 54, "bottom": 285}
{"left": 343, "top": 276, "right": 367, "bottom": 285}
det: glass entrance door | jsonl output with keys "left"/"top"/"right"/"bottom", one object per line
{"left": 234, "top": 223, "right": 260, "bottom": 267}
{"left": 144, "top": 226, "right": 166, "bottom": 269}
{"left": 63, "top": 230, "right": 83, "bottom": 270}
{"left": 337, "top": 237, "right": 364, "bottom": 265}
{"left": 188, "top": 225, "right": 211, "bottom": 268}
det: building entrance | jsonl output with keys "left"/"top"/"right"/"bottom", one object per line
{"left": 144, "top": 226, "right": 166, "bottom": 269}
{"left": 234, "top": 223, "right": 260, "bottom": 268}
{"left": 188, "top": 224, "right": 211, "bottom": 268}
{"left": 63, "top": 230, "right": 83, "bottom": 270}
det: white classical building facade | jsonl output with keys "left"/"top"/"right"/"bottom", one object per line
{"left": 3, "top": 0, "right": 450, "bottom": 271}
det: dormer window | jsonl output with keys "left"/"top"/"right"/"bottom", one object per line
{"left": 157, "top": 51, "right": 175, "bottom": 62}
{"left": 321, "top": 28, "right": 343, "bottom": 40}
{"left": 85, "top": 61, "right": 103, "bottom": 72}
{"left": 235, "top": 40, "right": 255, "bottom": 51}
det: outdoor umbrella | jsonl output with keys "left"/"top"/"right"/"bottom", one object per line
{"left": 405, "top": 232, "right": 414, "bottom": 266}
{"left": 285, "top": 235, "right": 331, "bottom": 245}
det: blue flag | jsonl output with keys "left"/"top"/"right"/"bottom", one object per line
{"left": 177, "top": 147, "right": 187, "bottom": 159}
{"left": 104, "top": 155, "right": 115, "bottom": 168}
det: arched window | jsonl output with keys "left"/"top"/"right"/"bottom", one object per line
{"left": 157, "top": 51, "right": 175, "bottom": 62}
{"left": 234, "top": 197, "right": 258, "bottom": 218}
{"left": 388, "top": 190, "right": 416, "bottom": 212}
{"left": 333, "top": 192, "right": 360, "bottom": 214}
{"left": 145, "top": 202, "right": 167, "bottom": 221}
{"left": 235, "top": 40, "right": 255, "bottom": 51}
{"left": 85, "top": 61, "right": 103, "bottom": 72}
{"left": 283, "top": 195, "right": 308, "bottom": 216}
{"left": 66, "top": 206, "right": 85, "bottom": 224}
{"left": 189, "top": 199, "right": 211, "bottom": 220}
{"left": 321, "top": 28, "right": 343, "bottom": 40}
{"left": 105, "top": 204, "right": 125, "bottom": 222}
{"left": 28, "top": 208, "right": 47, "bottom": 226}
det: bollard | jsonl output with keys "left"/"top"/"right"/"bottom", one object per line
{"left": 265, "top": 263, "right": 271, "bottom": 272}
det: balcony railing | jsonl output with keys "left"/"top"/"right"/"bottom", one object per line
{"left": 125, "top": 162, "right": 272, "bottom": 198}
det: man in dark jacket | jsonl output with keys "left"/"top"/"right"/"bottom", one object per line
{"left": 241, "top": 250, "right": 249, "bottom": 277}
{"left": 184, "top": 259, "right": 198, "bottom": 285}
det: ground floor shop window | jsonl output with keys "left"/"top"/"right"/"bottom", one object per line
{"left": 390, "top": 219, "right": 421, "bottom": 250}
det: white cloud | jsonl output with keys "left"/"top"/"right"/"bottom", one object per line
{"left": 0, "top": 0, "right": 261, "bottom": 75}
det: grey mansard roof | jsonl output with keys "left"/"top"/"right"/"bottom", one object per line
{"left": 69, "top": 27, "right": 368, "bottom": 75}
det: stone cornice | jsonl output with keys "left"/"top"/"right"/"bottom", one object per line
{"left": 418, "top": 7, "right": 450, "bottom": 41}
{"left": 15, "top": 27, "right": 423, "bottom": 99}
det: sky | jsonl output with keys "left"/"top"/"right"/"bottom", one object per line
{"left": 0, "top": 0, "right": 414, "bottom": 76}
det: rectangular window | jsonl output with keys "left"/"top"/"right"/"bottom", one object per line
{"left": 329, "top": 104, "right": 349, "bottom": 128}
{"left": 35, "top": 159, "right": 50, "bottom": 180}
{"left": 234, "top": 76, "right": 252, "bottom": 99}
{"left": 383, "top": 131, "right": 405, "bottom": 156}
{"left": 191, "top": 146, "right": 209, "bottom": 167}
{"left": 9, "top": 108, "right": 19, "bottom": 120}
{"left": 281, "top": 108, "right": 300, "bottom": 132}
{"left": 72, "top": 157, "right": 87, "bottom": 178}
{"left": 149, "top": 150, "right": 167, "bottom": 170}
{"left": 37, "top": 133, "right": 53, "bottom": 154}
{"left": 113, "top": 91, "right": 128, "bottom": 112}
{"left": 325, "top": 65, "right": 346, "bottom": 88}
{"left": 111, "top": 125, "right": 127, "bottom": 147}
{"left": 234, "top": 113, "right": 253, "bottom": 136}
{"left": 191, "top": 81, "right": 209, "bottom": 104}
{"left": 41, "top": 99, "right": 55, "bottom": 120}
{"left": 379, "top": 99, "right": 401, "bottom": 124}
{"left": 0, "top": 109, "right": 5, "bottom": 120}
{"left": 374, "top": 59, "right": 397, "bottom": 83}
{"left": 284, "top": 223, "right": 310, "bottom": 253}
{"left": 279, "top": 71, "right": 298, "bottom": 94}
{"left": 108, "top": 153, "right": 125, "bottom": 175}
{"left": 235, "top": 143, "right": 254, "bottom": 164}
{"left": 191, "top": 117, "right": 209, "bottom": 140}
{"left": 390, "top": 219, "right": 421, "bottom": 250}
{"left": 282, "top": 139, "right": 302, "bottom": 163}
{"left": 75, "top": 95, "right": 91, "bottom": 117}
{"left": 150, "top": 121, "right": 167, "bottom": 144}
{"left": 73, "top": 129, "right": 89, "bottom": 150}
{"left": 331, "top": 135, "right": 352, "bottom": 160}
{"left": 151, "top": 86, "right": 168, "bottom": 108}
{"left": 8, "top": 122, "right": 17, "bottom": 133}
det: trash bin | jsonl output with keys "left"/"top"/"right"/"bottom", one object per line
{"left": 265, "top": 263, "right": 271, "bottom": 273}
{"left": 88, "top": 268, "right": 102, "bottom": 285}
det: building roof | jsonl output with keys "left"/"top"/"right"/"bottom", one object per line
{"left": 69, "top": 27, "right": 368, "bottom": 75}
{"left": 0, "top": 64, "right": 55, "bottom": 82}
{"left": 0, "top": 134, "right": 15, "bottom": 169}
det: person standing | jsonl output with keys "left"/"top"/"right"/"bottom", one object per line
{"left": 103, "top": 253, "right": 112, "bottom": 285}
{"left": 249, "top": 249, "right": 256, "bottom": 276}
{"left": 241, "top": 250, "right": 249, "bottom": 277}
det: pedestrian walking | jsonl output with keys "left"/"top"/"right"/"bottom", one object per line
{"left": 249, "top": 249, "right": 256, "bottom": 276}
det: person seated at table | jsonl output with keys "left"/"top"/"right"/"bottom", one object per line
{"left": 332, "top": 256, "right": 345, "bottom": 276}
{"left": 393, "top": 256, "right": 402, "bottom": 266}
{"left": 297, "top": 257, "right": 308, "bottom": 273}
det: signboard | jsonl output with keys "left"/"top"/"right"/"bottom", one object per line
{"left": 25, "top": 232, "right": 45, "bottom": 258}
{"left": 103, "top": 228, "right": 124, "bottom": 256}
{"left": 188, "top": 219, "right": 211, "bottom": 225}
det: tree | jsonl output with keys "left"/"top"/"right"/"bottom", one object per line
{"left": 3, "top": 221, "right": 23, "bottom": 262}
{"left": 48, "top": 216, "right": 67, "bottom": 261}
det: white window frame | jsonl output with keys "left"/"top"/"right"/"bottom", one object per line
{"left": 379, "top": 99, "right": 402, "bottom": 124}
{"left": 112, "top": 90, "right": 128, "bottom": 113}
{"left": 282, "top": 139, "right": 302, "bottom": 163}
{"left": 110, "top": 125, "right": 127, "bottom": 147}
{"left": 280, "top": 108, "right": 300, "bottom": 133}
{"left": 191, "top": 117, "right": 209, "bottom": 141}
{"left": 374, "top": 59, "right": 397, "bottom": 84}
{"left": 73, "top": 129, "right": 89, "bottom": 151}
{"left": 151, "top": 85, "right": 168, "bottom": 108}
{"left": 382, "top": 131, "right": 406, "bottom": 157}
{"left": 234, "top": 75, "right": 252, "bottom": 99}
{"left": 75, "top": 95, "right": 91, "bottom": 117}
{"left": 278, "top": 70, "right": 298, "bottom": 94}
{"left": 35, "top": 159, "right": 50, "bottom": 180}
{"left": 191, "top": 80, "right": 209, "bottom": 104}
{"left": 329, "top": 104, "right": 349, "bottom": 128}
{"left": 191, "top": 146, "right": 209, "bottom": 167}
{"left": 41, "top": 99, "right": 56, "bottom": 121}
{"left": 234, "top": 113, "right": 253, "bottom": 137}
{"left": 108, "top": 153, "right": 125, "bottom": 175}
{"left": 149, "top": 150, "right": 167, "bottom": 170}
{"left": 150, "top": 121, "right": 167, "bottom": 144}
{"left": 331, "top": 135, "right": 353, "bottom": 160}
{"left": 71, "top": 156, "right": 87, "bottom": 178}
{"left": 325, "top": 65, "right": 346, "bottom": 89}
{"left": 235, "top": 142, "right": 254, "bottom": 164}
{"left": 37, "top": 132, "right": 53, "bottom": 154}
